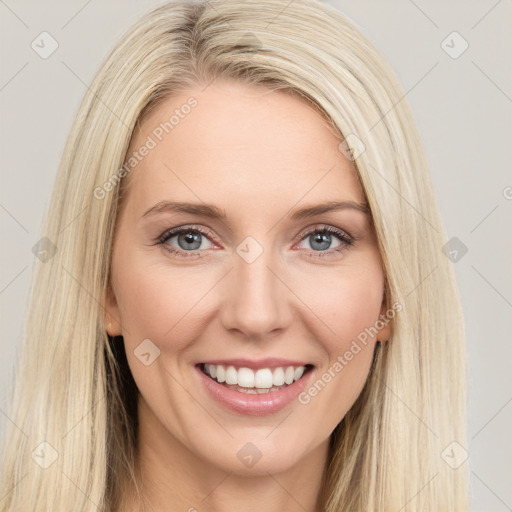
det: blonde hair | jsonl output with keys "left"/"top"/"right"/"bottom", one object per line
{"left": 0, "top": 0, "right": 468, "bottom": 510}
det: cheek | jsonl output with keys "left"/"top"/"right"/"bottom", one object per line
{"left": 293, "top": 261, "right": 384, "bottom": 410}
{"left": 297, "top": 259, "right": 385, "bottom": 346}
{"left": 111, "top": 259, "right": 218, "bottom": 419}
{"left": 112, "top": 254, "right": 219, "bottom": 351}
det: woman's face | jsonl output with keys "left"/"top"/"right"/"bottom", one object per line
{"left": 106, "top": 78, "right": 389, "bottom": 476}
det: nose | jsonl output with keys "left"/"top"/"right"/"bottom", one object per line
{"left": 219, "top": 244, "right": 293, "bottom": 340}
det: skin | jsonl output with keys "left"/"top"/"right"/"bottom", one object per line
{"left": 105, "top": 78, "right": 390, "bottom": 512}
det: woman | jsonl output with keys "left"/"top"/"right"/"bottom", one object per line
{"left": 0, "top": 0, "right": 468, "bottom": 510}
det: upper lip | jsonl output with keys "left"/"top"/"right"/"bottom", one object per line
{"left": 198, "top": 358, "right": 312, "bottom": 371}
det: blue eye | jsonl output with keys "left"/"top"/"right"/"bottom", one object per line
{"left": 157, "top": 224, "right": 354, "bottom": 259}
{"left": 296, "top": 225, "right": 354, "bottom": 259}
{"left": 158, "top": 226, "right": 214, "bottom": 258}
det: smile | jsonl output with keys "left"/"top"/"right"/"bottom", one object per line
{"left": 200, "top": 363, "right": 310, "bottom": 393}
{"left": 196, "top": 361, "right": 314, "bottom": 415}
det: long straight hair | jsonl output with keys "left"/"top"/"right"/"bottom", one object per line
{"left": 0, "top": 0, "right": 468, "bottom": 510}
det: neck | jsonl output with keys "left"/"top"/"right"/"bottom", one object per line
{"left": 117, "top": 396, "right": 329, "bottom": 512}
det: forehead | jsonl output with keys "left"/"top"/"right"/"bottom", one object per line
{"left": 121, "top": 79, "right": 364, "bottom": 215}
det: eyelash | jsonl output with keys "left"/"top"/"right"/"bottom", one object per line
{"left": 156, "top": 224, "right": 355, "bottom": 260}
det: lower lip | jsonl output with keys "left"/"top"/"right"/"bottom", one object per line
{"left": 196, "top": 366, "right": 312, "bottom": 416}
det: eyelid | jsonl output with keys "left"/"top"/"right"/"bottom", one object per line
{"left": 156, "top": 223, "right": 356, "bottom": 259}
{"left": 158, "top": 224, "right": 219, "bottom": 244}
{"left": 293, "top": 223, "right": 353, "bottom": 244}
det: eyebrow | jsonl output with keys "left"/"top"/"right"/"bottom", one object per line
{"left": 140, "top": 200, "right": 369, "bottom": 221}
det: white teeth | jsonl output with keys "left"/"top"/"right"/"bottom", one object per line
{"left": 284, "top": 366, "right": 295, "bottom": 385}
{"left": 216, "top": 365, "right": 226, "bottom": 383}
{"left": 272, "top": 367, "right": 285, "bottom": 386}
{"left": 225, "top": 365, "right": 238, "bottom": 385}
{"left": 202, "top": 363, "right": 308, "bottom": 389}
{"left": 294, "top": 366, "right": 304, "bottom": 380}
{"left": 238, "top": 387, "right": 257, "bottom": 394}
{"left": 237, "top": 367, "right": 255, "bottom": 388}
{"left": 254, "top": 369, "right": 273, "bottom": 388}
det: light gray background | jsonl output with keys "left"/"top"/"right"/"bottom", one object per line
{"left": 1, "top": 1, "right": 511, "bottom": 510}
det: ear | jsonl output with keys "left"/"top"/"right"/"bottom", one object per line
{"left": 104, "top": 284, "right": 123, "bottom": 337}
{"left": 376, "top": 291, "right": 392, "bottom": 342}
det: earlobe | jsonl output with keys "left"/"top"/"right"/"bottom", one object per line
{"left": 104, "top": 286, "right": 122, "bottom": 336}
{"left": 376, "top": 326, "right": 391, "bottom": 343}
{"left": 376, "top": 302, "right": 392, "bottom": 342}
{"left": 105, "top": 318, "right": 122, "bottom": 337}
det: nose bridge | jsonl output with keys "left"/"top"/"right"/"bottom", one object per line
{"left": 220, "top": 235, "right": 291, "bottom": 338}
